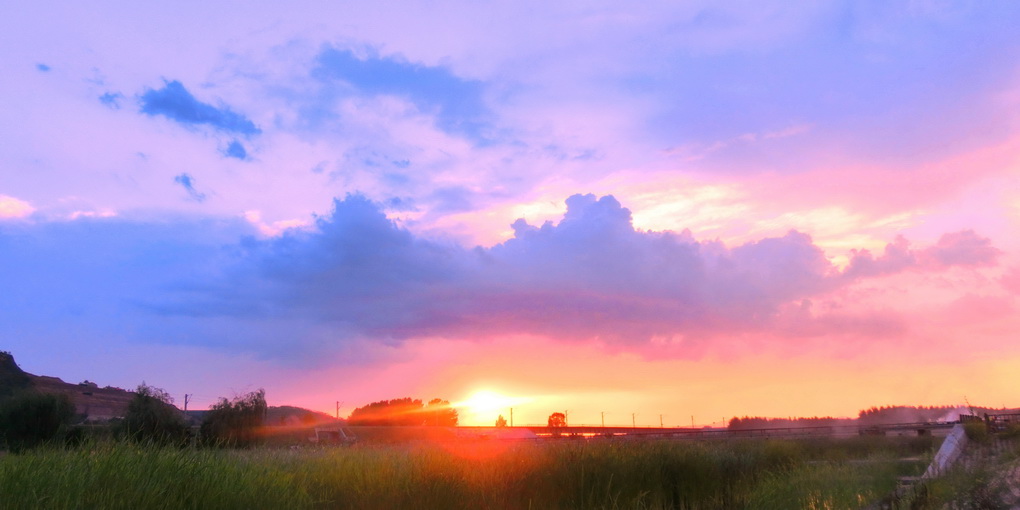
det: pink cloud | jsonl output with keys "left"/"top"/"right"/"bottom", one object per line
{"left": 941, "top": 293, "right": 1014, "bottom": 323}
{"left": 1000, "top": 266, "right": 1020, "bottom": 294}
{"left": 921, "top": 230, "right": 1001, "bottom": 268}
{"left": 0, "top": 195, "right": 34, "bottom": 219}
{"left": 742, "top": 132, "right": 1020, "bottom": 222}
{"left": 844, "top": 230, "right": 999, "bottom": 279}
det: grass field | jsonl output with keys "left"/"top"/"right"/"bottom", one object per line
{"left": 0, "top": 436, "right": 937, "bottom": 509}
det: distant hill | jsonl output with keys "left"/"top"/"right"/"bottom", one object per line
{"left": 185, "top": 405, "right": 341, "bottom": 427}
{"left": 0, "top": 352, "right": 342, "bottom": 426}
{"left": 0, "top": 351, "right": 137, "bottom": 421}
{"left": 0, "top": 351, "right": 32, "bottom": 398}
{"left": 267, "top": 406, "right": 341, "bottom": 427}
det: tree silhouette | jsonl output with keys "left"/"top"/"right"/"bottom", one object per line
{"left": 426, "top": 398, "right": 459, "bottom": 427}
{"left": 200, "top": 389, "right": 267, "bottom": 447}
{"left": 495, "top": 414, "right": 507, "bottom": 427}
{"left": 0, "top": 391, "right": 75, "bottom": 452}
{"left": 121, "top": 383, "right": 189, "bottom": 446}
{"left": 348, "top": 397, "right": 458, "bottom": 426}
{"left": 548, "top": 412, "right": 566, "bottom": 427}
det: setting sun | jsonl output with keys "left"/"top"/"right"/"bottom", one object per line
{"left": 455, "top": 390, "right": 532, "bottom": 426}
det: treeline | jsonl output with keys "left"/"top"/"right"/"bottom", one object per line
{"left": 857, "top": 405, "right": 962, "bottom": 425}
{"left": 728, "top": 416, "right": 854, "bottom": 430}
{"left": 0, "top": 380, "right": 268, "bottom": 452}
{"left": 83, "top": 382, "right": 268, "bottom": 448}
{"left": 857, "top": 405, "right": 1020, "bottom": 425}
{"left": 348, "top": 397, "right": 457, "bottom": 426}
{"left": 728, "top": 405, "right": 1020, "bottom": 431}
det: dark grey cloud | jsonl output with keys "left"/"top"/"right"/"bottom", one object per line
{"left": 140, "top": 80, "right": 260, "bottom": 135}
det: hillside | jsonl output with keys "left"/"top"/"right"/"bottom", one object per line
{"left": 1, "top": 351, "right": 339, "bottom": 426}
{"left": 0, "top": 351, "right": 137, "bottom": 421}
{"left": 0, "top": 351, "right": 32, "bottom": 398}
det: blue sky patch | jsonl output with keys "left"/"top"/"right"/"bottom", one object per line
{"left": 314, "top": 48, "right": 489, "bottom": 140}
{"left": 99, "top": 92, "right": 123, "bottom": 109}
{"left": 224, "top": 140, "right": 248, "bottom": 160}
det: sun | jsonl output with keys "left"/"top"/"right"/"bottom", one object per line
{"left": 455, "top": 390, "right": 532, "bottom": 425}
{"left": 459, "top": 390, "right": 515, "bottom": 413}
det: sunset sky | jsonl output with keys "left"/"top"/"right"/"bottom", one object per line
{"left": 3, "top": 1, "right": 1020, "bottom": 427}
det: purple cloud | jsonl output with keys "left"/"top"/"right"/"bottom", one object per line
{"left": 843, "top": 236, "right": 916, "bottom": 279}
{"left": 844, "top": 230, "right": 999, "bottom": 280}
{"left": 173, "top": 173, "right": 207, "bottom": 203}
{"left": 157, "top": 194, "right": 998, "bottom": 356}
{"left": 140, "top": 80, "right": 260, "bottom": 136}
{"left": 1, "top": 194, "right": 1000, "bottom": 365}
{"left": 921, "top": 230, "right": 1001, "bottom": 268}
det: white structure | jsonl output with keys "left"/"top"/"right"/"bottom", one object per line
{"left": 923, "top": 423, "right": 968, "bottom": 479}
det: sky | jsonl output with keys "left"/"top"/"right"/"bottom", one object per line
{"left": 2, "top": 1, "right": 1020, "bottom": 427}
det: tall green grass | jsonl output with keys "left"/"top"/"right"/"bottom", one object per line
{"left": 900, "top": 435, "right": 1020, "bottom": 509}
{"left": 0, "top": 436, "right": 933, "bottom": 509}
{"left": 0, "top": 443, "right": 302, "bottom": 509}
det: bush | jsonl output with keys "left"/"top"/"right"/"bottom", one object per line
{"left": 200, "top": 389, "right": 266, "bottom": 447}
{"left": 998, "top": 422, "right": 1020, "bottom": 439}
{"left": 963, "top": 421, "right": 990, "bottom": 443}
{"left": 0, "top": 391, "right": 75, "bottom": 452}
{"left": 121, "top": 383, "right": 190, "bottom": 446}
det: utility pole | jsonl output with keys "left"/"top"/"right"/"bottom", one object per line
{"left": 336, "top": 401, "right": 344, "bottom": 419}
{"left": 691, "top": 415, "right": 694, "bottom": 428}
{"left": 601, "top": 411, "right": 605, "bottom": 427}
{"left": 565, "top": 410, "right": 569, "bottom": 427}
{"left": 184, "top": 394, "right": 191, "bottom": 413}
{"left": 632, "top": 413, "right": 636, "bottom": 428}
{"left": 659, "top": 414, "right": 663, "bottom": 428}
{"left": 510, "top": 408, "right": 513, "bottom": 427}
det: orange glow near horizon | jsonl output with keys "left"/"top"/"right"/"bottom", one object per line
{"left": 329, "top": 327, "right": 1020, "bottom": 429}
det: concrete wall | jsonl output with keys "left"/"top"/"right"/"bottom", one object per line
{"left": 923, "top": 423, "right": 968, "bottom": 479}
